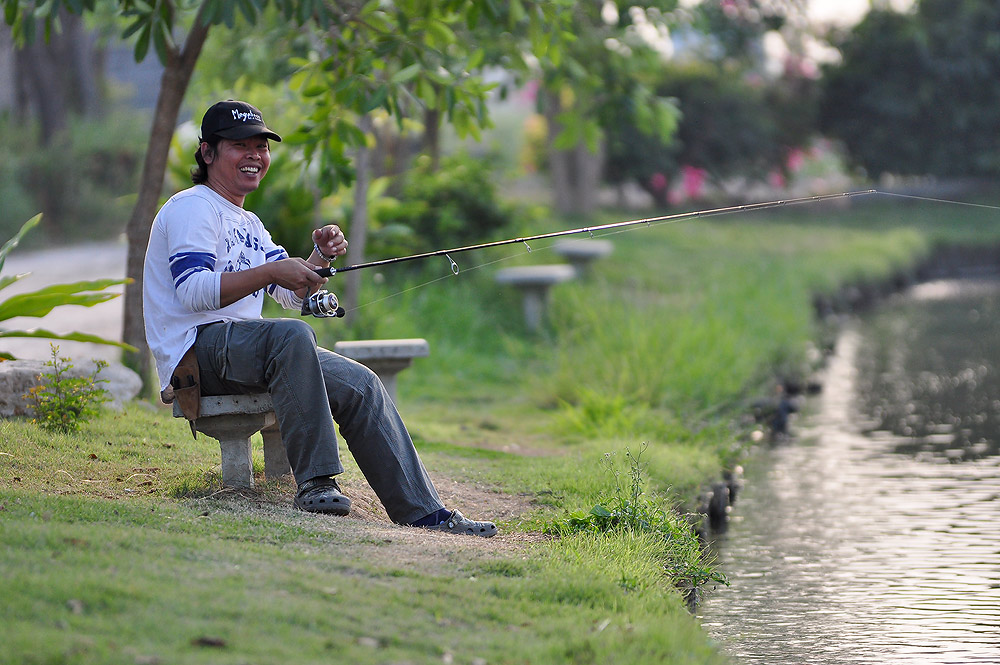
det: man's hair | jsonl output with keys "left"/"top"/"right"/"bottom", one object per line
{"left": 191, "top": 137, "right": 220, "bottom": 185}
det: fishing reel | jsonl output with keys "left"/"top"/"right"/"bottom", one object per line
{"left": 301, "top": 289, "right": 345, "bottom": 318}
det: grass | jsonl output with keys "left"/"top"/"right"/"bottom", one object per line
{"left": 4, "top": 190, "right": 1000, "bottom": 664}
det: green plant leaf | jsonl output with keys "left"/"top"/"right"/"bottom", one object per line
{"left": 390, "top": 63, "right": 421, "bottom": 85}
{"left": 0, "top": 290, "right": 122, "bottom": 322}
{"left": 0, "top": 213, "right": 42, "bottom": 273}
{"left": 0, "top": 274, "right": 28, "bottom": 292}
{"left": 22, "top": 278, "right": 128, "bottom": 296}
{"left": 0, "top": 328, "right": 136, "bottom": 351}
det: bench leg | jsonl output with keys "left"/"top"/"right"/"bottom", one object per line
{"left": 195, "top": 413, "right": 274, "bottom": 489}
{"left": 261, "top": 422, "right": 291, "bottom": 480}
{"left": 520, "top": 287, "right": 548, "bottom": 332}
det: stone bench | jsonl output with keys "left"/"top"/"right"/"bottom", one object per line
{"left": 333, "top": 338, "right": 429, "bottom": 404}
{"left": 552, "top": 238, "right": 614, "bottom": 276}
{"left": 495, "top": 264, "right": 577, "bottom": 331}
{"left": 172, "top": 339, "right": 429, "bottom": 488}
{"left": 173, "top": 393, "right": 288, "bottom": 489}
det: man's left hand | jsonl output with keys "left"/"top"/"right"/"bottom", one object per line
{"left": 312, "top": 225, "right": 348, "bottom": 263}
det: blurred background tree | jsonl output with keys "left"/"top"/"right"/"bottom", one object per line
{"left": 821, "top": 0, "right": 1000, "bottom": 178}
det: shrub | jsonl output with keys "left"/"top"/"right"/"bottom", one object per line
{"left": 24, "top": 345, "right": 110, "bottom": 433}
{"left": 377, "top": 151, "right": 519, "bottom": 255}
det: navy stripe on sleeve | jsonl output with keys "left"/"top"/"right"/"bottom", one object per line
{"left": 266, "top": 248, "right": 288, "bottom": 261}
{"left": 169, "top": 251, "right": 216, "bottom": 287}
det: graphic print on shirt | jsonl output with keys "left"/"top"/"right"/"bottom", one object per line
{"left": 222, "top": 221, "right": 266, "bottom": 299}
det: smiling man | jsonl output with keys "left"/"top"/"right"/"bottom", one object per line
{"left": 142, "top": 100, "right": 497, "bottom": 537}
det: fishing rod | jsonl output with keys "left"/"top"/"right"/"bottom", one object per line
{"left": 300, "top": 189, "right": 878, "bottom": 318}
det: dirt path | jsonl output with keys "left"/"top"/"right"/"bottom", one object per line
{"left": 2, "top": 240, "right": 128, "bottom": 363}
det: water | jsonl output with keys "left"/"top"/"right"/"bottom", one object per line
{"left": 698, "top": 278, "right": 1000, "bottom": 664}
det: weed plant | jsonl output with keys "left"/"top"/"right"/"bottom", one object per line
{"left": 23, "top": 345, "right": 110, "bottom": 433}
{"left": 548, "top": 445, "right": 727, "bottom": 596}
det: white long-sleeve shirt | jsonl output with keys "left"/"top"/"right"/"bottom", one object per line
{"left": 143, "top": 184, "right": 302, "bottom": 391}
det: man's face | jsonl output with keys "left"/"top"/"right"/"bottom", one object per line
{"left": 203, "top": 135, "right": 271, "bottom": 206}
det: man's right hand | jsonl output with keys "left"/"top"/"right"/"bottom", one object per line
{"left": 218, "top": 258, "right": 327, "bottom": 307}
{"left": 269, "top": 258, "right": 328, "bottom": 295}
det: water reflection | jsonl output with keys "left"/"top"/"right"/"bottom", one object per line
{"left": 698, "top": 279, "right": 1000, "bottom": 664}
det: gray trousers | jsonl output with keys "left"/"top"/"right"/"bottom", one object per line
{"left": 192, "top": 318, "right": 443, "bottom": 525}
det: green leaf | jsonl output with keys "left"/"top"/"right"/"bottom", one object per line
{"left": 590, "top": 505, "right": 614, "bottom": 518}
{"left": 151, "top": 19, "right": 170, "bottom": 64}
{"left": 390, "top": 63, "right": 421, "bottom": 85}
{"left": 27, "top": 278, "right": 127, "bottom": 296}
{"left": 0, "top": 274, "right": 28, "bottom": 293}
{"left": 0, "top": 213, "right": 42, "bottom": 273}
{"left": 362, "top": 86, "right": 389, "bottom": 114}
{"left": 236, "top": 0, "right": 258, "bottom": 23}
{"left": 425, "top": 19, "right": 456, "bottom": 47}
{"left": 134, "top": 22, "right": 151, "bottom": 61}
{"left": 0, "top": 287, "right": 123, "bottom": 322}
{"left": 0, "top": 328, "right": 136, "bottom": 351}
{"left": 467, "top": 48, "right": 485, "bottom": 70}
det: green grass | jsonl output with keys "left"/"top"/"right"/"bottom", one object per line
{"left": 5, "top": 190, "right": 1000, "bottom": 664}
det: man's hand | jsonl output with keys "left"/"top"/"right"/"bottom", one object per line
{"left": 270, "top": 258, "right": 328, "bottom": 294}
{"left": 219, "top": 258, "right": 327, "bottom": 307}
{"left": 310, "top": 225, "right": 348, "bottom": 265}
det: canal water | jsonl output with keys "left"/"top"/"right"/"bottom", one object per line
{"left": 698, "top": 278, "right": 1000, "bottom": 664}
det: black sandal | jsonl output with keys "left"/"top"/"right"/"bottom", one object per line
{"left": 294, "top": 477, "right": 351, "bottom": 515}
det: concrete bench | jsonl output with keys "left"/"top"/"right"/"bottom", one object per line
{"left": 552, "top": 238, "right": 614, "bottom": 276}
{"left": 495, "top": 264, "right": 577, "bottom": 331}
{"left": 173, "top": 393, "right": 288, "bottom": 489}
{"left": 171, "top": 339, "right": 429, "bottom": 487}
{"left": 333, "top": 338, "right": 429, "bottom": 404}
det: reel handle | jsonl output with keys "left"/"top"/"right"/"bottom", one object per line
{"left": 301, "top": 290, "right": 345, "bottom": 318}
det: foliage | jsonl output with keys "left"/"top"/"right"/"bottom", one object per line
{"left": 283, "top": 0, "right": 575, "bottom": 191}
{"left": 0, "top": 215, "right": 134, "bottom": 360}
{"left": 605, "top": 60, "right": 783, "bottom": 202}
{"left": 23, "top": 344, "right": 109, "bottom": 433}
{"left": 821, "top": 0, "right": 1000, "bottom": 178}
{"left": 549, "top": 445, "right": 727, "bottom": 594}
{"left": 539, "top": 3, "right": 681, "bottom": 150}
{"left": 376, "top": 151, "right": 520, "bottom": 255}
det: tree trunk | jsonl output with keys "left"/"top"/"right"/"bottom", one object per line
{"left": 14, "top": 39, "right": 67, "bottom": 144}
{"left": 542, "top": 89, "right": 575, "bottom": 215}
{"left": 343, "top": 113, "right": 372, "bottom": 321}
{"left": 423, "top": 107, "right": 441, "bottom": 172}
{"left": 542, "top": 89, "right": 603, "bottom": 215}
{"left": 575, "top": 138, "right": 603, "bottom": 213}
{"left": 121, "top": 9, "right": 212, "bottom": 391}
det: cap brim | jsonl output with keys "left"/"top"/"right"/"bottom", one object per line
{"left": 213, "top": 125, "right": 282, "bottom": 142}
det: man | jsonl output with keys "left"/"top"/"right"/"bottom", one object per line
{"left": 143, "top": 100, "right": 496, "bottom": 537}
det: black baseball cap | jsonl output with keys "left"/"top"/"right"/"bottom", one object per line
{"left": 200, "top": 100, "right": 282, "bottom": 142}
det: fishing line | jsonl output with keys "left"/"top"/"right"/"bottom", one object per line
{"left": 318, "top": 189, "right": 880, "bottom": 317}
{"left": 307, "top": 187, "right": 999, "bottom": 318}
{"left": 315, "top": 189, "right": 876, "bottom": 279}
{"left": 874, "top": 191, "right": 1000, "bottom": 212}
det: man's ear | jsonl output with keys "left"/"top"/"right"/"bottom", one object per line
{"left": 200, "top": 142, "right": 216, "bottom": 164}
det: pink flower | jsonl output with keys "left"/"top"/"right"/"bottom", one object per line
{"left": 649, "top": 172, "right": 668, "bottom": 192}
{"left": 786, "top": 148, "right": 805, "bottom": 172}
{"left": 682, "top": 165, "right": 707, "bottom": 199}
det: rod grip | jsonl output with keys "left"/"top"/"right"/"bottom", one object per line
{"left": 315, "top": 267, "right": 334, "bottom": 277}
